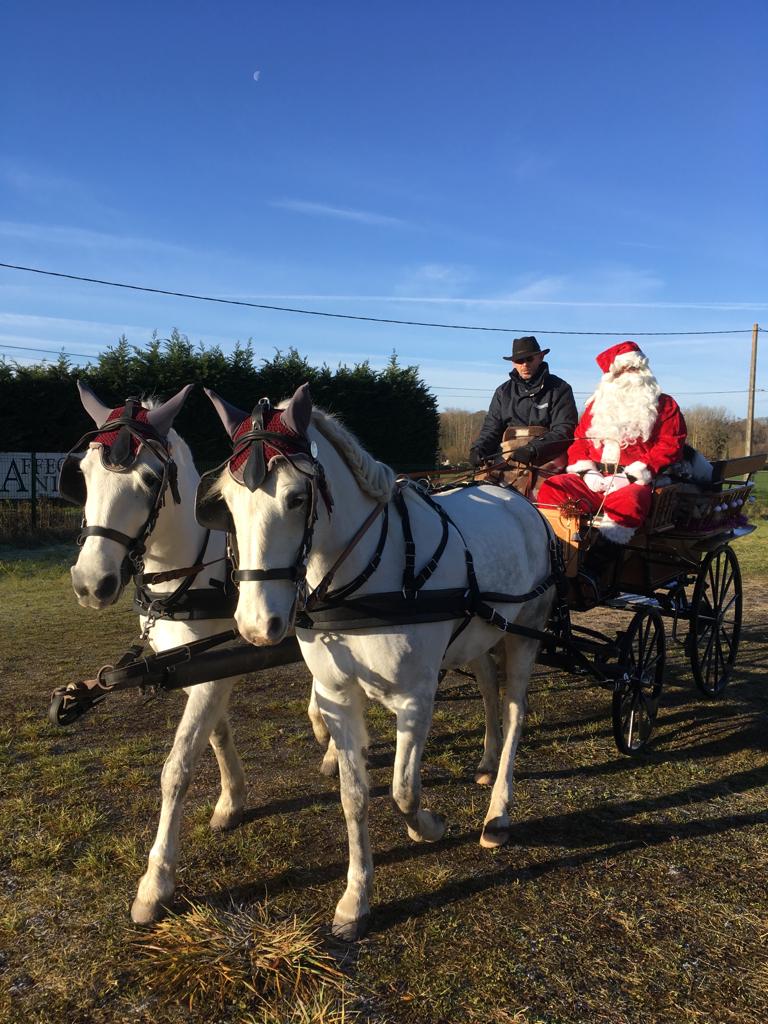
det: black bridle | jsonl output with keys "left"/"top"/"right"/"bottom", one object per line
{"left": 195, "top": 398, "right": 331, "bottom": 607}
{"left": 59, "top": 399, "right": 182, "bottom": 588}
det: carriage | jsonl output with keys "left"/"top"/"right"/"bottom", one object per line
{"left": 529, "top": 451, "right": 764, "bottom": 755}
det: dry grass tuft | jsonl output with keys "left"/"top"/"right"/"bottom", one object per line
{"left": 133, "top": 898, "right": 354, "bottom": 1019}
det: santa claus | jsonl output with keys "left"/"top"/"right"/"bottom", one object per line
{"left": 537, "top": 341, "right": 686, "bottom": 604}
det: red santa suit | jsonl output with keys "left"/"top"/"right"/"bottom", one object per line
{"left": 537, "top": 341, "right": 687, "bottom": 543}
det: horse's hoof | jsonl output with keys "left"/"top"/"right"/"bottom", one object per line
{"left": 130, "top": 896, "right": 166, "bottom": 926}
{"left": 479, "top": 821, "right": 510, "bottom": 849}
{"left": 474, "top": 770, "right": 494, "bottom": 787}
{"left": 407, "top": 810, "right": 446, "bottom": 843}
{"left": 331, "top": 913, "right": 369, "bottom": 942}
{"left": 209, "top": 807, "right": 244, "bottom": 832}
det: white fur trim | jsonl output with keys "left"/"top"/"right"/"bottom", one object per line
{"left": 567, "top": 460, "right": 596, "bottom": 474}
{"left": 594, "top": 518, "right": 636, "bottom": 544}
{"left": 624, "top": 460, "right": 652, "bottom": 485}
{"left": 611, "top": 350, "right": 648, "bottom": 373}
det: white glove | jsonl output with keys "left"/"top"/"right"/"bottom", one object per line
{"left": 605, "top": 472, "right": 631, "bottom": 494}
{"left": 583, "top": 469, "right": 607, "bottom": 493}
{"left": 624, "top": 461, "right": 653, "bottom": 485}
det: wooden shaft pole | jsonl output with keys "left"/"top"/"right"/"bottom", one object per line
{"left": 745, "top": 323, "right": 759, "bottom": 456}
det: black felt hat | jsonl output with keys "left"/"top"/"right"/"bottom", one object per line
{"left": 503, "top": 336, "right": 550, "bottom": 361}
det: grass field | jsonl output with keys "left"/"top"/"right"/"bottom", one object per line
{"left": 2, "top": 533, "right": 768, "bottom": 1024}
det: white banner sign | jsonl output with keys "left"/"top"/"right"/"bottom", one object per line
{"left": 0, "top": 453, "right": 69, "bottom": 499}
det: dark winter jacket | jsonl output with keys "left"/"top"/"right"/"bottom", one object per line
{"left": 469, "top": 363, "right": 578, "bottom": 466}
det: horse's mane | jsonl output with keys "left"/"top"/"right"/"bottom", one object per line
{"left": 310, "top": 407, "right": 395, "bottom": 502}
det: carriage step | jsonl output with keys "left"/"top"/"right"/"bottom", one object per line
{"left": 604, "top": 593, "right": 662, "bottom": 612}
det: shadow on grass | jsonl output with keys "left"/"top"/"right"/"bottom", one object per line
{"left": 370, "top": 800, "right": 768, "bottom": 936}
{"left": 208, "top": 757, "right": 768, "bottom": 938}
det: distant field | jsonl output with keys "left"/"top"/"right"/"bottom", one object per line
{"left": 2, "top": 537, "right": 768, "bottom": 1024}
{"left": 752, "top": 470, "right": 768, "bottom": 501}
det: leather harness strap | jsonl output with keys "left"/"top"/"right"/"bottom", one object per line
{"left": 297, "top": 480, "right": 561, "bottom": 641}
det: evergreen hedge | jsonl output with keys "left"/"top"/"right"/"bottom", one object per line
{"left": 0, "top": 332, "right": 439, "bottom": 471}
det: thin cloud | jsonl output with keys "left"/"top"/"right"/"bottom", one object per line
{"left": 0, "top": 219, "right": 195, "bottom": 256}
{"left": 222, "top": 292, "right": 768, "bottom": 311}
{"left": 270, "top": 199, "right": 408, "bottom": 227}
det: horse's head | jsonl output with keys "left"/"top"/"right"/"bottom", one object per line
{"left": 62, "top": 381, "right": 194, "bottom": 608}
{"left": 197, "top": 382, "right": 323, "bottom": 645}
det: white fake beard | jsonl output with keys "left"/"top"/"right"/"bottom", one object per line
{"left": 587, "top": 366, "right": 661, "bottom": 463}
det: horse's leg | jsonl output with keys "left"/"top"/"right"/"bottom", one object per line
{"left": 314, "top": 679, "right": 372, "bottom": 941}
{"left": 208, "top": 703, "right": 246, "bottom": 831}
{"left": 470, "top": 649, "right": 502, "bottom": 786}
{"left": 480, "top": 632, "right": 538, "bottom": 848}
{"left": 391, "top": 686, "right": 446, "bottom": 843}
{"left": 131, "top": 678, "right": 237, "bottom": 925}
{"left": 308, "top": 677, "right": 339, "bottom": 777}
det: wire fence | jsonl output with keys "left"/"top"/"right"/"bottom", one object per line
{"left": 0, "top": 499, "right": 81, "bottom": 543}
{"left": 0, "top": 452, "right": 80, "bottom": 542}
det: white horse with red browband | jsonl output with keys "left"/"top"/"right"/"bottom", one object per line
{"left": 65, "top": 381, "right": 252, "bottom": 925}
{"left": 201, "top": 383, "right": 555, "bottom": 940}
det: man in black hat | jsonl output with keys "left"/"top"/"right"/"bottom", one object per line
{"left": 469, "top": 336, "right": 578, "bottom": 469}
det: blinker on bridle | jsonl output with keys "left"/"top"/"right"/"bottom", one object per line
{"left": 58, "top": 397, "right": 182, "bottom": 586}
{"left": 196, "top": 394, "right": 331, "bottom": 600}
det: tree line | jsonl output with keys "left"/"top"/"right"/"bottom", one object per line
{"left": 438, "top": 404, "right": 768, "bottom": 465}
{"left": 0, "top": 332, "right": 440, "bottom": 471}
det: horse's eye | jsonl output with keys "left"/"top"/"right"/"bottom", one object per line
{"left": 138, "top": 469, "right": 159, "bottom": 489}
{"left": 285, "top": 492, "right": 306, "bottom": 511}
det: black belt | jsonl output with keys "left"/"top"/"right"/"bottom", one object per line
{"left": 596, "top": 462, "right": 625, "bottom": 473}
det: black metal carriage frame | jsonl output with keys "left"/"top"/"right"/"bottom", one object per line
{"left": 49, "top": 455, "right": 764, "bottom": 759}
{"left": 535, "top": 523, "right": 751, "bottom": 756}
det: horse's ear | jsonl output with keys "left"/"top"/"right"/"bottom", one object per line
{"left": 281, "top": 382, "right": 313, "bottom": 436}
{"left": 146, "top": 384, "right": 195, "bottom": 438}
{"left": 77, "top": 380, "right": 113, "bottom": 426}
{"left": 204, "top": 388, "right": 249, "bottom": 440}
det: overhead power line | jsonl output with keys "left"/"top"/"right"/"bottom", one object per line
{"left": 0, "top": 261, "right": 760, "bottom": 337}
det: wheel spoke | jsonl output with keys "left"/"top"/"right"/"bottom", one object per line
{"left": 719, "top": 594, "right": 738, "bottom": 617}
{"left": 641, "top": 652, "right": 663, "bottom": 679}
{"left": 623, "top": 703, "right": 636, "bottom": 746}
{"left": 712, "top": 554, "right": 723, "bottom": 606}
{"left": 641, "top": 613, "right": 653, "bottom": 653}
{"left": 719, "top": 625, "right": 734, "bottom": 654}
{"left": 704, "top": 636, "right": 717, "bottom": 689}
{"left": 718, "top": 565, "right": 733, "bottom": 606}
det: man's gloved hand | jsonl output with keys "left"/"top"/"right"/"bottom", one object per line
{"left": 605, "top": 472, "right": 631, "bottom": 494}
{"left": 469, "top": 448, "right": 482, "bottom": 468}
{"left": 509, "top": 444, "right": 536, "bottom": 466}
{"left": 583, "top": 469, "right": 608, "bottom": 493}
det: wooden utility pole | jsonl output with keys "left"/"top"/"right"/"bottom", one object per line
{"left": 745, "top": 323, "right": 759, "bottom": 456}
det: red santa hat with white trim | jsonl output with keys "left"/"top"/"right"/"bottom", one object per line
{"left": 595, "top": 340, "right": 648, "bottom": 375}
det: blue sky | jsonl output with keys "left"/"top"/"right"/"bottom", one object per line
{"left": 1, "top": 1, "right": 766, "bottom": 415}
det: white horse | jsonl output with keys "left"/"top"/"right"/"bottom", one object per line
{"left": 199, "top": 384, "right": 556, "bottom": 940}
{"left": 63, "top": 381, "right": 252, "bottom": 925}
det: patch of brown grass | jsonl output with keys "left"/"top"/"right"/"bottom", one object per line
{"left": 133, "top": 898, "right": 355, "bottom": 1020}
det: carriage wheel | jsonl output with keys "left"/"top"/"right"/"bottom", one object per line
{"left": 689, "top": 545, "right": 742, "bottom": 698}
{"left": 612, "top": 608, "right": 666, "bottom": 756}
